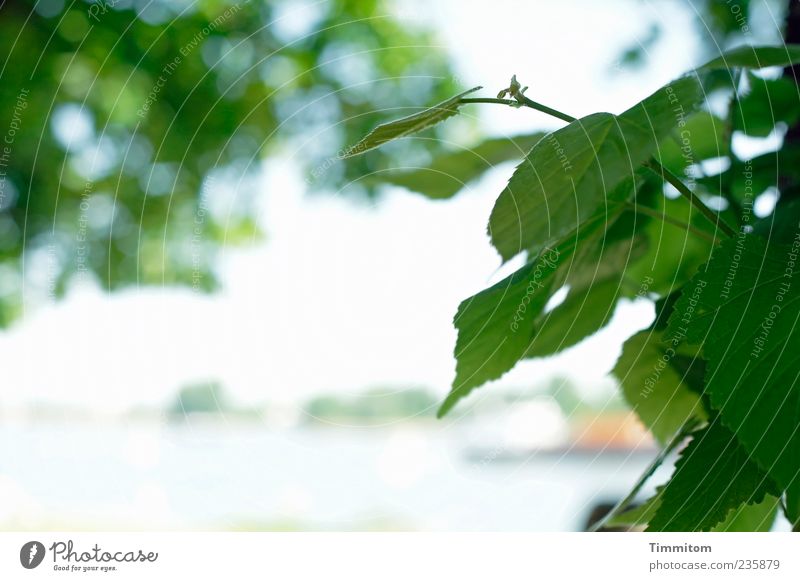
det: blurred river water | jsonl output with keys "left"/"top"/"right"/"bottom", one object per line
{"left": 0, "top": 419, "right": 658, "bottom": 531}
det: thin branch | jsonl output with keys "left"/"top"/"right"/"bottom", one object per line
{"left": 645, "top": 159, "right": 737, "bottom": 238}
{"left": 517, "top": 95, "right": 576, "bottom": 123}
{"left": 459, "top": 96, "right": 576, "bottom": 123}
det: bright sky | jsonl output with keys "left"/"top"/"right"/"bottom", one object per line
{"left": 0, "top": 0, "right": 777, "bottom": 413}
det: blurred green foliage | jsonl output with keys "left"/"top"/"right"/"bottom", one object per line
{"left": 304, "top": 387, "right": 437, "bottom": 422}
{"left": 614, "top": 0, "right": 784, "bottom": 71}
{"left": 168, "top": 379, "right": 227, "bottom": 415}
{"left": 0, "top": 0, "right": 458, "bottom": 324}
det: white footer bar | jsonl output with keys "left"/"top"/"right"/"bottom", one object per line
{"left": 1, "top": 533, "right": 797, "bottom": 580}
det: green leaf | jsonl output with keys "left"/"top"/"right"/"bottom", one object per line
{"left": 342, "top": 86, "right": 481, "bottom": 158}
{"left": 487, "top": 75, "right": 703, "bottom": 262}
{"left": 373, "top": 133, "right": 545, "bottom": 199}
{"left": 657, "top": 112, "right": 728, "bottom": 173}
{"left": 613, "top": 330, "right": 706, "bottom": 445}
{"left": 439, "top": 174, "right": 648, "bottom": 416}
{"left": 607, "top": 492, "right": 662, "bottom": 528}
{"left": 439, "top": 172, "right": 648, "bottom": 417}
{"left": 734, "top": 73, "right": 800, "bottom": 137}
{"left": 647, "top": 422, "right": 779, "bottom": 531}
{"left": 754, "top": 198, "right": 800, "bottom": 244}
{"left": 620, "top": 74, "right": 706, "bottom": 138}
{"left": 561, "top": 202, "right": 651, "bottom": 293}
{"left": 622, "top": 187, "right": 717, "bottom": 296}
{"left": 787, "top": 479, "right": 800, "bottom": 529}
{"left": 439, "top": 245, "right": 567, "bottom": 417}
{"left": 711, "top": 495, "right": 779, "bottom": 532}
{"left": 525, "top": 187, "right": 654, "bottom": 360}
{"left": 526, "top": 204, "right": 652, "bottom": 359}
{"left": 665, "top": 234, "right": 800, "bottom": 490}
{"left": 440, "top": 178, "right": 637, "bottom": 417}
{"left": 526, "top": 279, "right": 620, "bottom": 358}
{"left": 697, "top": 44, "right": 800, "bottom": 71}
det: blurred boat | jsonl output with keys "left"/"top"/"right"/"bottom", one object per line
{"left": 463, "top": 408, "right": 656, "bottom": 463}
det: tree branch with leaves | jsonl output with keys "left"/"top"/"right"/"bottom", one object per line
{"left": 345, "top": 45, "right": 800, "bottom": 532}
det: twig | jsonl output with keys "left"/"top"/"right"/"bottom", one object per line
{"left": 645, "top": 160, "right": 737, "bottom": 238}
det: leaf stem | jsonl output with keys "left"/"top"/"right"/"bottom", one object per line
{"left": 625, "top": 203, "right": 717, "bottom": 243}
{"left": 645, "top": 159, "right": 737, "bottom": 238}
{"left": 460, "top": 96, "right": 576, "bottom": 123}
{"left": 518, "top": 95, "right": 577, "bottom": 123}
{"left": 589, "top": 418, "right": 701, "bottom": 532}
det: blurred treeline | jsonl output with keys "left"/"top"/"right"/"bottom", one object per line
{"left": 0, "top": 0, "right": 458, "bottom": 324}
